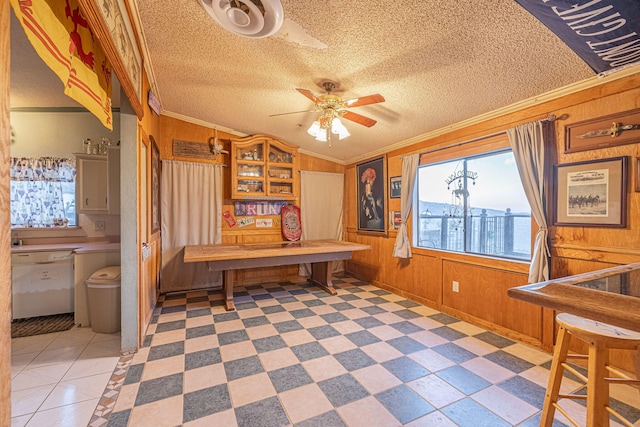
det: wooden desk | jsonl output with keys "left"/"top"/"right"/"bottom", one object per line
{"left": 184, "top": 239, "right": 371, "bottom": 311}
{"left": 508, "top": 262, "right": 640, "bottom": 332}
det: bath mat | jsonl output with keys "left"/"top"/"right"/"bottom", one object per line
{"left": 11, "top": 313, "right": 75, "bottom": 338}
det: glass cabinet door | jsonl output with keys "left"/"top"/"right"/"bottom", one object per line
{"left": 231, "top": 135, "right": 299, "bottom": 201}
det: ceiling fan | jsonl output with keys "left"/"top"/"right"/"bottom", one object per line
{"left": 271, "top": 81, "right": 385, "bottom": 144}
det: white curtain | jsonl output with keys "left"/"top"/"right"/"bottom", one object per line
{"left": 393, "top": 154, "right": 419, "bottom": 258}
{"left": 160, "top": 160, "right": 223, "bottom": 292}
{"left": 299, "top": 171, "right": 344, "bottom": 275}
{"left": 507, "top": 121, "right": 550, "bottom": 283}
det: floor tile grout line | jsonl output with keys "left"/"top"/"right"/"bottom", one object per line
{"left": 83, "top": 277, "right": 640, "bottom": 426}
{"left": 11, "top": 328, "right": 123, "bottom": 425}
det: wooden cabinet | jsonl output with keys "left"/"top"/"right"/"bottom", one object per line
{"left": 231, "top": 134, "right": 299, "bottom": 201}
{"left": 75, "top": 147, "right": 120, "bottom": 214}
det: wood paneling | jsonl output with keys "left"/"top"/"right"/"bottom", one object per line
{"left": 139, "top": 237, "right": 159, "bottom": 345}
{"left": 299, "top": 153, "right": 345, "bottom": 174}
{"left": 156, "top": 115, "right": 345, "bottom": 288}
{"left": 344, "top": 167, "right": 356, "bottom": 230}
{"left": 442, "top": 260, "right": 536, "bottom": 335}
{"left": 1, "top": 2, "right": 11, "bottom": 423}
{"left": 344, "top": 73, "right": 640, "bottom": 354}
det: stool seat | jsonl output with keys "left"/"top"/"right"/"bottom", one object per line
{"left": 556, "top": 313, "right": 640, "bottom": 345}
{"left": 541, "top": 313, "right": 640, "bottom": 427}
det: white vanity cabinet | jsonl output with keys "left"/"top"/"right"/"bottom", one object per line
{"left": 75, "top": 147, "right": 120, "bottom": 214}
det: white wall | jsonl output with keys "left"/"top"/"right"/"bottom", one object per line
{"left": 9, "top": 110, "right": 121, "bottom": 239}
{"left": 118, "top": 97, "right": 138, "bottom": 351}
{"left": 10, "top": 110, "right": 120, "bottom": 157}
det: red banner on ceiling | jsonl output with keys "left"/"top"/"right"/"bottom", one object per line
{"left": 11, "top": 0, "right": 113, "bottom": 129}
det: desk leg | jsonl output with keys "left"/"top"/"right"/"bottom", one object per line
{"left": 224, "top": 270, "right": 236, "bottom": 311}
{"left": 310, "top": 261, "right": 337, "bottom": 296}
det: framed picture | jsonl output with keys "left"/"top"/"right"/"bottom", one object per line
{"left": 83, "top": 0, "right": 144, "bottom": 118}
{"left": 554, "top": 156, "right": 628, "bottom": 228}
{"left": 389, "top": 210, "right": 402, "bottom": 230}
{"left": 390, "top": 176, "right": 402, "bottom": 198}
{"left": 150, "top": 135, "right": 161, "bottom": 234}
{"left": 357, "top": 155, "right": 387, "bottom": 234}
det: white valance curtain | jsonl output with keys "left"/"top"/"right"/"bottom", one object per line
{"left": 299, "top": 171, "right": 344, "bottom": 275}
{"left": 393, "top": 154, "right": 419, "bottom": 258}
{"left": 160, "top": 160, "right": 223, "bottom": 293}
{"left": 506, "top": 121, "right": 550, "bottom": 283}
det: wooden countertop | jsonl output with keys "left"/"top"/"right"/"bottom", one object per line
{"left": 11, "top": 241, "right": 121, "bottom": 254}
{"left": 184, "top": 239, "right": 371, "bottom": 263}
{"left": 508, "top": 262, "right": 640, "bottom": 333}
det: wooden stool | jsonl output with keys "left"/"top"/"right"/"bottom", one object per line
{"left": 541, "top": 313, "right": 640, "bottom": 427}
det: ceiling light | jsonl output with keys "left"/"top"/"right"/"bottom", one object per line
{"left": 307, "top": 120, "right": 321, "bottom": 137}
{"left": 306, "top": 114, "right": 350, "bottom": 146}
{"left": 198, "top": 0, "right": 284, "bottom": 38}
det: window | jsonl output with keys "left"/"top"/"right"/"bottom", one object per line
{"left": 10, "top": 157, "right": 76, "bottom": 228}
{"left": 416, "top": 149, "right": 531, "bottom": 260}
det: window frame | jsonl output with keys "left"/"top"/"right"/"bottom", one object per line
{"left": 10, "top": 157, "right": 77, "bottom": 229}
{"left": 413, "top": 133, "right": 533, "bottom": 262}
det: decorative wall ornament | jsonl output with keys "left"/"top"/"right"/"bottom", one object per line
{"left": 444, "top": 164, "right": 478, "bottom": 231}
{"left": 565, "top": 108, "right": 640, "bottom": 153}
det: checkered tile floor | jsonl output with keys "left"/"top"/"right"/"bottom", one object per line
{"left": 106, "top": 276, "right": 640, "bottom": 426}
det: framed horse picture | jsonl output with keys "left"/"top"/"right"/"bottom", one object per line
{"left": 553, "top": 157, "right": 628, "bottom": 228}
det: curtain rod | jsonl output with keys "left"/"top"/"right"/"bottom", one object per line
{"left": 401, "top": 113, "right": 566, "bottom": 159}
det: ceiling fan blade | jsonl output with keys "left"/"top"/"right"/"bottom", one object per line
{"left": 344, "top": 94, "right": 385, "bottom": 108}
{"left": 296, "top": 88, "right": 324, "bottom": 104}
{"left": 269, "top": 109, "right": 317, "bottom": 117}
{"left": 341, "top": 110, "right": 377, "bottom": 127}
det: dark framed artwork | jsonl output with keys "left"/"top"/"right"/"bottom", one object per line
{"left": 150, "top": 135, "right": 161, "bottom": 234}
{"left": 390, "top": 176, "right": 402, "bottom": 198}
{"left": 554, "top": 156, "right": 628, "bottom": 228}
{"left": 357, "top": 155, "right": 387, "bottom": 234}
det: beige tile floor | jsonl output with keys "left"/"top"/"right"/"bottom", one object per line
{"left": 9, "top": 276, "right": 640, "bottom": 426}
{"left": 11, "top": 327, "right": 121, "bottom": 427}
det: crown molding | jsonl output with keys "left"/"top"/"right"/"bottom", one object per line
{"left": 298, "top": 148, "right": 345, "bottom": 165}
{"left": 10, "top": 107, "right": 121, "bottom": 113}
{"left": 161, "top": 110, "right": 247, "bottom": 136}
{"left": 344, "top": 65, "right": 640, "bottom": 165}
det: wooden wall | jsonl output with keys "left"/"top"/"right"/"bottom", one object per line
{"left": 344, "top": 72, "right": 640, "bottom": 355}
{"left": 156, "top": 119, "right": 345, "bottom": 286}
{"left": 137, "top": 72, "right": 161, "bottom": 346}
{"left": 1, "top": 3, "right": 11, "bottom": 425}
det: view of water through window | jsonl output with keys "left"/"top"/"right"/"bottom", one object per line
{"left": 416, "top": 150, "right": 531, "bottom": 260}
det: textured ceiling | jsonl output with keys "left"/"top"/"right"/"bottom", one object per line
{"left": 11, "top": 1, "right": 598, "bottom": 163}
{"left": 9, "top": 12, "right": 122, "bottom": 111}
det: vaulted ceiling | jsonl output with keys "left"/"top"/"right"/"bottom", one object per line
{"left": 11, "top": 1, "right": 607, "bottom": 163}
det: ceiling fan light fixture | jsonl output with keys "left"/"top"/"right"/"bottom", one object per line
{"left": 331, "top": 117, "right": 350, "bottom": 139}
{"left": 307, "top": 120, "right": 321, "bottom": 137}
{"left": 314, "top": 129, "right": 327, "bottom": 142}
{"left": 337, "top": 126, "right": 350, "bottom": 140}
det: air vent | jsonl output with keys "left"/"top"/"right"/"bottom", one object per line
{"left": 199, "top": 0, "right": 284, "bottom": 38}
